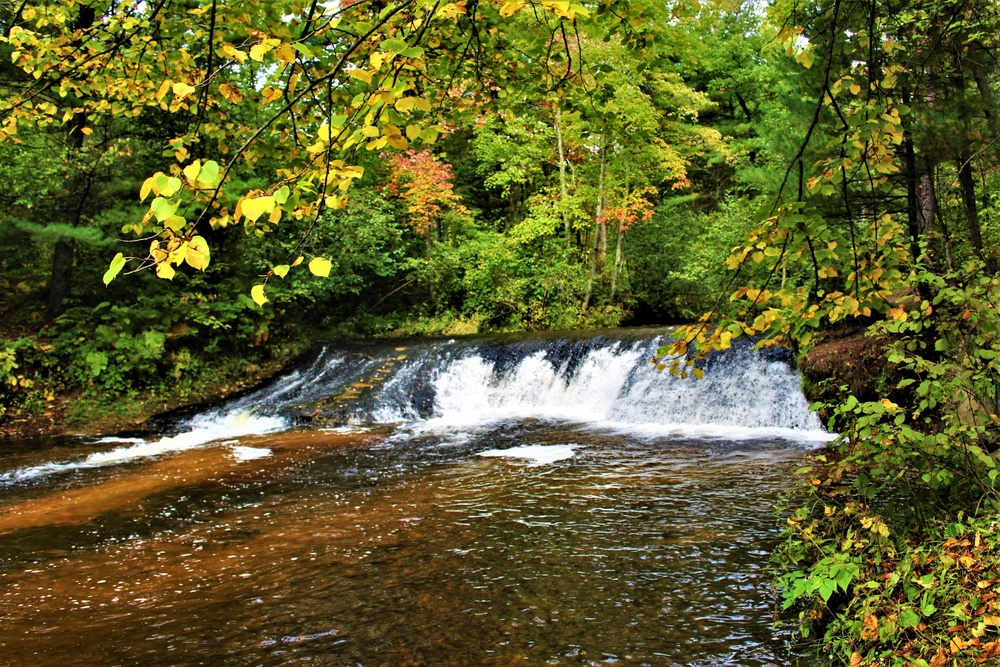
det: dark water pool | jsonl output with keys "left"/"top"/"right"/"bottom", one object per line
{"left": 0, "top": 420, "right": 822, "bottom": 666}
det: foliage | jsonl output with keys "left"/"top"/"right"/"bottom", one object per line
{"left": 5, "top": 6, "right": 1000, "bottom": 666}
{"left": 639, "top": 0, "right": 1000, "bottom": 663}
{"left": 387, "top": 149, "right": 468, "bottom": 236}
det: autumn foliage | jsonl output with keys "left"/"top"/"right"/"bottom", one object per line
{"left": 386, "top": 150, "right": 467, "bottom": 235}
{"left": 600, "top": 186, "right": 657, "bottom": 232}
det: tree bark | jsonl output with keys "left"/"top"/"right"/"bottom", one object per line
{"left": 901, "top": 91, "right": 923, "bottom": 266}
{"left": 582, "top": 134, "right": 606, "bottom": 311}
{"left": 918, "top": 161, "right": 936, "bottom": 238}
{"left": 957, "top": 153, "right": 989, "bottom": 267}
{"left": 46, "top": 3, "right": 97, "bottom": 318}
{"left": 555, "top": 104, "right": 570, "bottom": 241}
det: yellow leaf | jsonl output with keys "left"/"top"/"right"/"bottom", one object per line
{"left": 183, "top": 161, "right": 201, "bottom": 184}
{"left": 168, "top": 243, "right": 188, "bottom": 266}
{"left": 386, "top": 135, "right": 408, "bottom": 150}
{"left": 185, "top": 236, "right": 210, "bottom": 270}
{"left": 349, "top": 68, "right": 372, "bottom": 84}
{"left": 361, "top": 125, "right": 379, "bottom": 138}
{"left": 272, "top": 264, "right": 289, "bottom": 278}
{"left": 850, "top": 83, "right": 861, "bottom": 95}
{"left": 249, "top": 43, "right": 271, "bottom": 62}
{"left": 261, "top": 86, "right": 282, "bottom": 103}
{"left": 155, "top": 79, "right": 172, "bottom": 102}
{"left": 139, "top": 176, "right": 155, "bottom": 202}
{"left": 172, "top": 82, "right": 196, "bottom": 101}
{"left": 275, "top": 43, "right": 296, "bottom": 64}
{"left": 219, "top": 83, "right": 242, "bottom": 104}
{"left": 222, "top": 43, "right": 247, "bottom": 63}
{"left": 156, "top": 261, "right": 175, "bottom": 280}
{"left": 438, "top": 2, "right": 465, "bottom": 18}
{"left": 500, "top": 0, "right": 526, "bottom": 17}
{"left": 395, "top": 97, "right": 416, "bottom": 113}
{"left": 241, "top": 196, "right": 275, "bottom": 222}
{"left": 309, "top": 257, "right": 332, "bottom": 277}
{"left": 290, "top": 255, "right": 304, "bottom": 267}
{"left": 80, "top": 126, "right": 93, "bottom": 136}
{"left": 250, "top": 284, "right": 268, "bottom": 307}
{"left": 150, "top": 241, "right": 168, "bottom": 263}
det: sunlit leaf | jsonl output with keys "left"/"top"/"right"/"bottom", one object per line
{"left": 103, "top": 252, "right": 126, "bottom": 286}
{"left": 250, "top": 284, "right": 267, "bottom": 307}
{"left": 185, "top": 235, "right": 210, "bottom": 271}
{"left": 156, "top": 261, "right": 175, "bottom": 280}
{"left": 308, "top": 257, "right": 332, "bottom": 277}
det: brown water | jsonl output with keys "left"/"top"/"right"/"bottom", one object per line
{"left": 0, "top": 421, "right": 820, "bottom": 666}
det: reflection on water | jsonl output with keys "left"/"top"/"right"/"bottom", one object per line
{"left": 0, "top": 421, "right": 821, "bottom": 666}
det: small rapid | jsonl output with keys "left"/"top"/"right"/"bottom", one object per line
{"left": 0, "top": 329, "right": 827, "bottom": 487}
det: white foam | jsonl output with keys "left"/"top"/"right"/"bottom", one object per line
{"left": 230, "top": 445, "right": 273, "bottom": 461}
{"left": 0, "top": 410, "right": 287, "bottom": 485}
{"left": 421, "top": 344, "right": 827, "bottom": 441}
{"left": 594, "top": 421, "right": 835, "bottom": 446}
{"left": 479, "top": 444, "right": 578, "bottom": 465}
{"left": 93, "top": 436, "right": 146, "bottom": 445}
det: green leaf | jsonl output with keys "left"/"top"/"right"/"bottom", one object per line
{"left": 274, "top": 185, "right": 290, "bottom": 204}
{"left": 380, "top": 38, "right": 408, "bottom": 54}
{"left": 272, "top": 264, "right": 289, "bottom": 278}
{"left": 196, "top": 160, "right": 220, "bottom": 186}
{"left": 899, "top": 608, "right": 921, "bottom": 628}
{"left": 308, "top": 257, "right": 332, "bottom": 277}
{"left": 85, "top": 351, "right": 108, "bottom": 377}
{"left": 155, "top": 173, "right": 182, "bottom": 197}
{"left": 150, "top": 197, "right": 179, "bottom": 223}
{"left": 103, "top": 252, "right": 126, "bottom": 285}
{"left": 163, "top": 215, "right": 186, "bottom": 233}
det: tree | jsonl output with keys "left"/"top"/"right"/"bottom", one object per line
{"left": 0, "top": 0, "right": 647, "bottom": 308}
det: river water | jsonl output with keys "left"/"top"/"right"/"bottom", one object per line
{"left": 0, "top": 329, "right": 829, "bottom": 666}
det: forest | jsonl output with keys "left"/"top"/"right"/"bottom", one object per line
{"left": 2, "top": 0, "right": 1000, "bottom": 664}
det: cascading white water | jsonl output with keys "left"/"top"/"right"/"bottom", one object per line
{"left": 0, "top": 330, "right": 829, "bottom": 486}
{"left": 398, "top": 337, "right": 826, "bottom": 441}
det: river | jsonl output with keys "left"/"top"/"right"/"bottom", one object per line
{"left": 0, "top": 329, "right": 829, "bottom": 666}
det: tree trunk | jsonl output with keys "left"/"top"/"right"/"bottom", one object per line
{"left": 610, "top": 230, "right": 624, "bottom": 302}
{"left": 582, "top": 134, "right": 606, "bottom": 311}
{"left": 425, "top": 231, "right": 435, "bottom": 305}
{"left": 610, "top": 164, "right": 630, "bottom": 302}
{"left": 555, "top": 104, "right": 570, "bottom": 241}
{"left": 47, "top": 4, "right": 96, "bottom": 318}
{"left": 957, "top": 154, "right": 989, "bottom": 267}
{"left": 901, "top": 90, "right": 923, "bottom": 266}
{"left": 46, "top": 240, "right": 74, "bottom": 316}
{"left": 918, "top": 160, "right": 936, "bottom": 238}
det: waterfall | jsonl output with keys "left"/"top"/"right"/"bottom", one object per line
{"left": 0, "top": 329, "right": 828, "bottom": 485}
